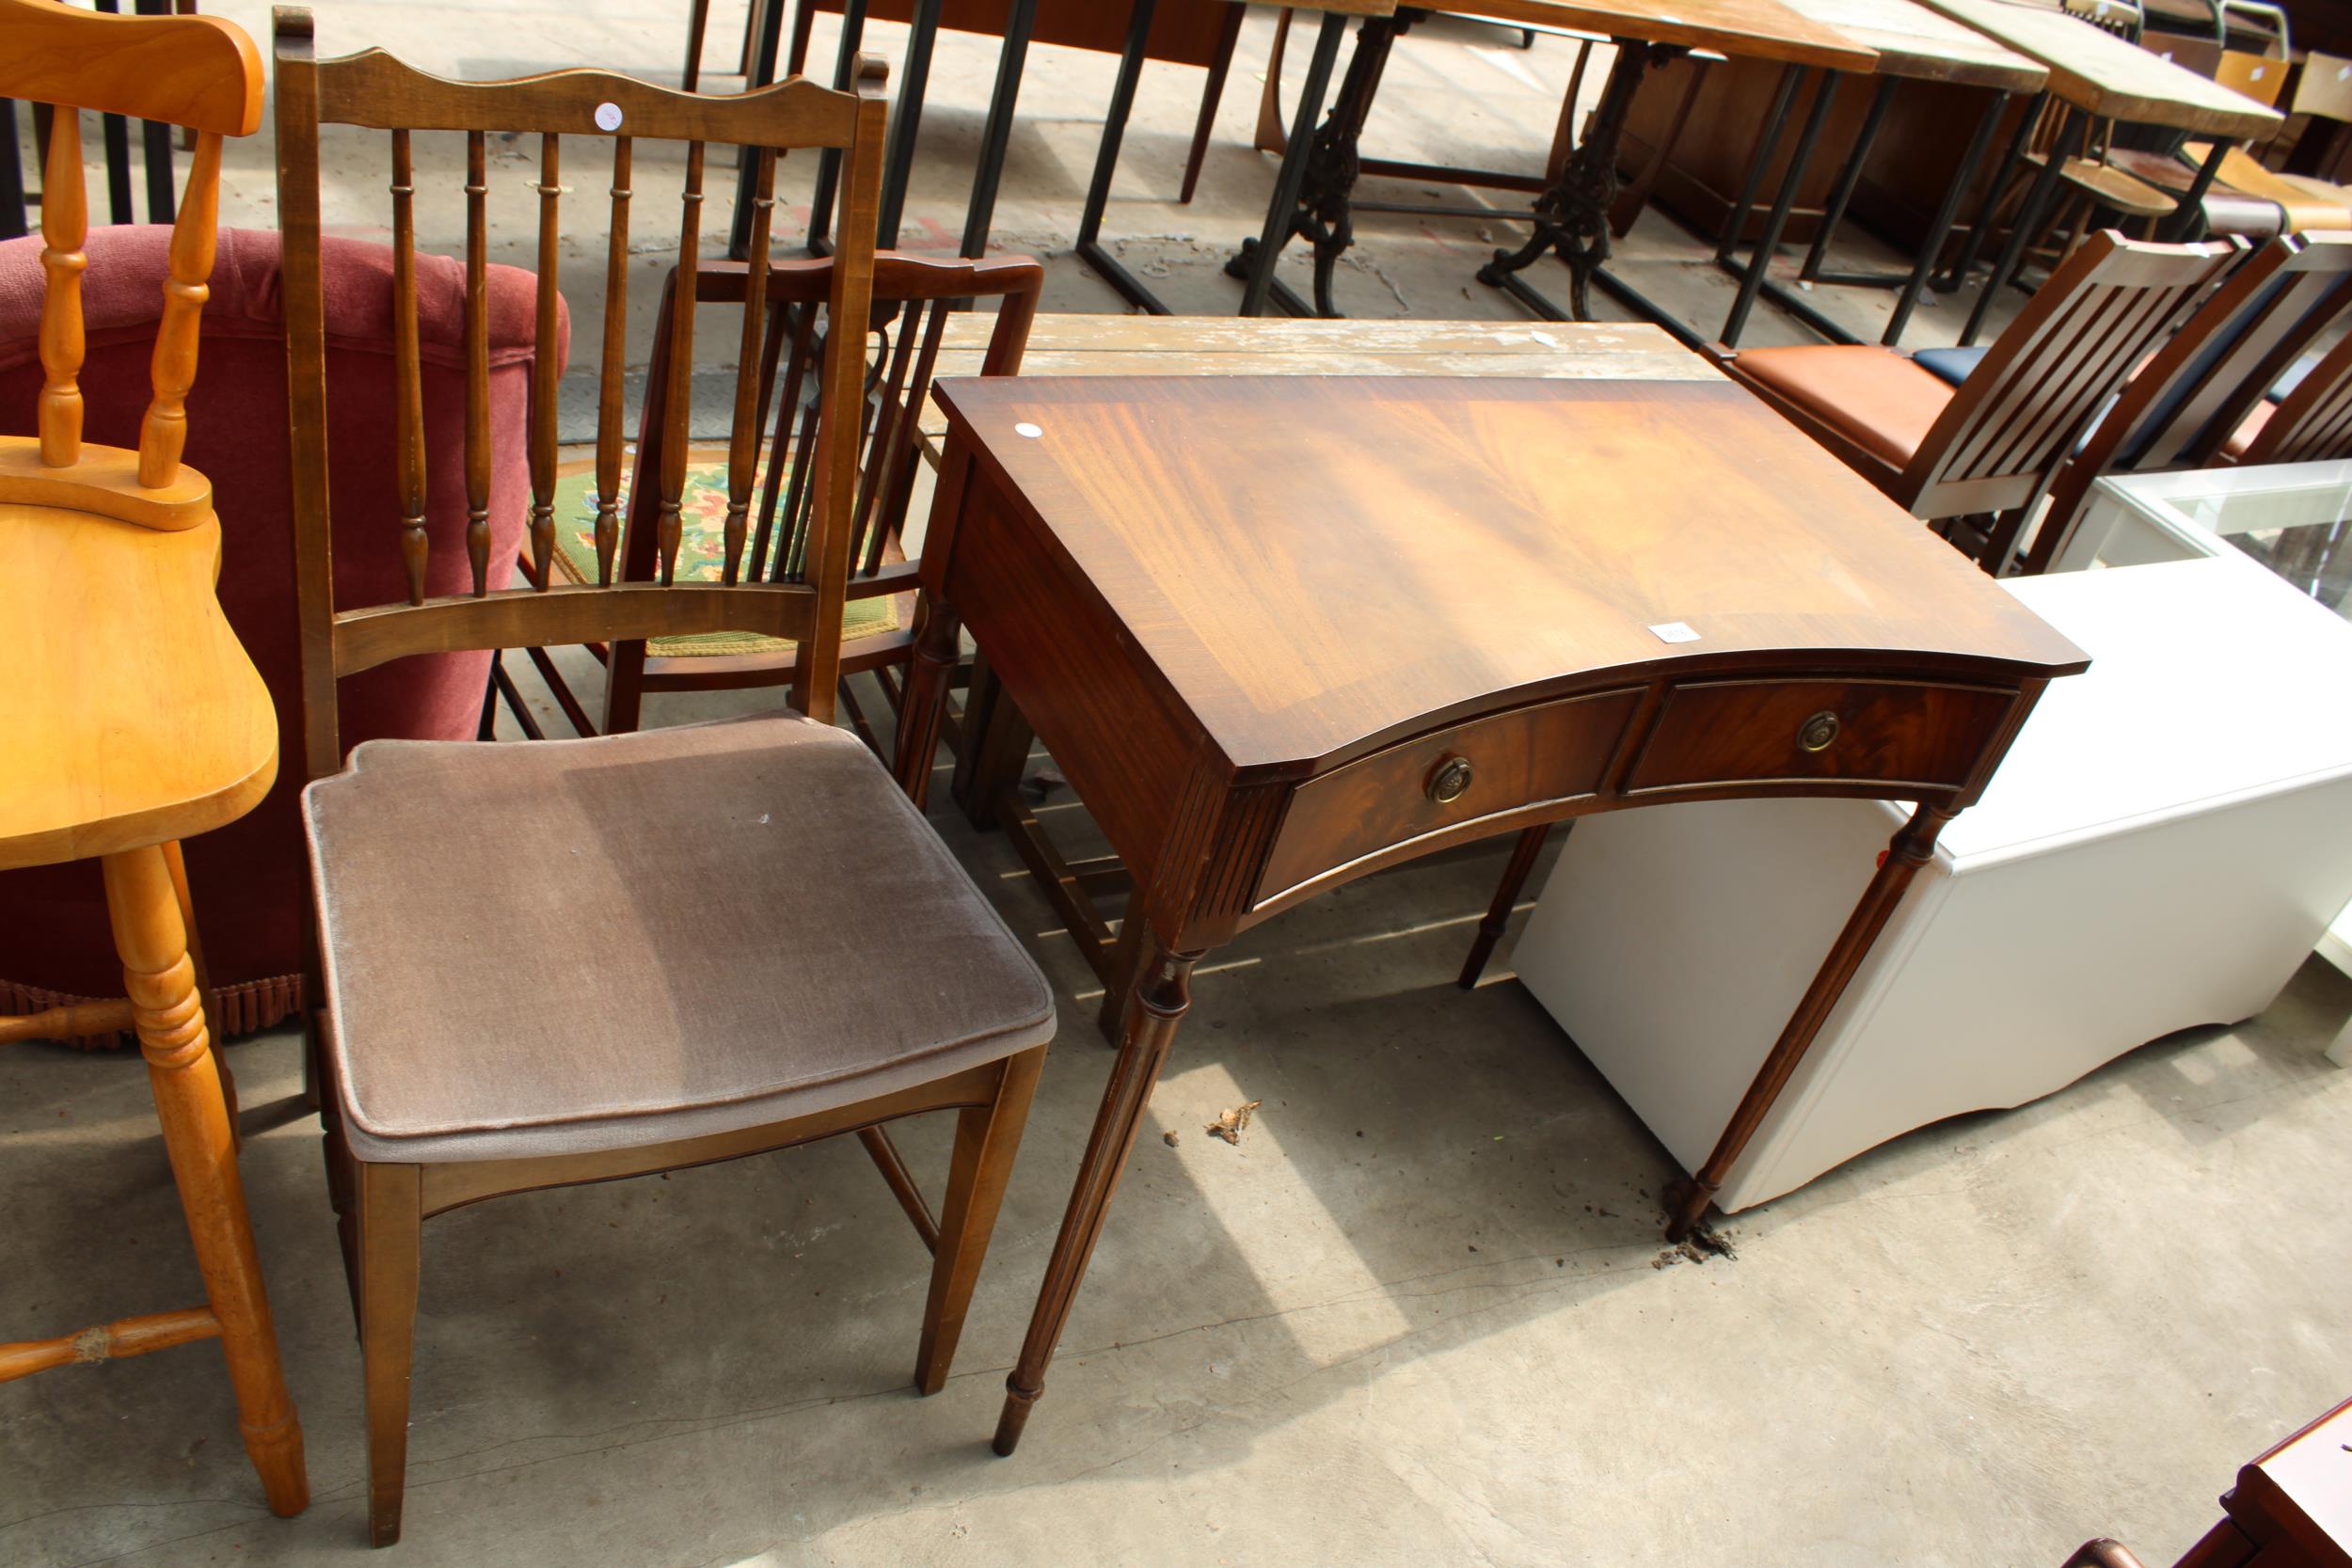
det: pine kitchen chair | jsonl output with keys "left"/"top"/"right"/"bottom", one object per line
{"left": 274, "top": 10, "right": 1055, "bottom": 1545}
{"left": 0, "top": 0, "right": 307, "bottom": 1518}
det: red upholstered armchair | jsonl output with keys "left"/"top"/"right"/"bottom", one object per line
{"left": 0, "top": 225, "right": 566, "bottom": 1041}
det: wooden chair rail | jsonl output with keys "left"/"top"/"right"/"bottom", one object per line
{"left": 330, "top": 581, "right": 821, "bottom": 676}
{"left": 0, "top": 1306, "right": 223, "bottom": 1384}
{"left": 307, "top": 44, "right": 864, "bottom": 144}
{"left": 2, "top": 0, "right": 262, "bottom": 135}
{"left": 0, "top": 997, "right": 135, "bottom": 1043}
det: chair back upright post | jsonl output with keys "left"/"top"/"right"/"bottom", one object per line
{"left": 2239, "top": 327, "right": 2352, "bottom": 464}
{"left": 2026, "top": 230, "right": 2352, "bottom": 572}
{"left": 0, "top": 0, "right": 262, "bottom": 500}
{"left": 597, "top": 249, "right": 1041, "bottom": 731}
{"left": 272, "top": 5, "right": 889, "bottom": 784}
{"left": 1896, "top": 230, "right": 2243, "bottom": 568}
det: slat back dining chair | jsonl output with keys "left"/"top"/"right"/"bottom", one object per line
{"left": 274, "top": 10, "right": 1056, "bottom": 1546}
{"left": 2026, "top": 230, "right": 2352, "bottom": 571}
{"left": 0, "top": 0, "right": 308, "bottom": 1518}
{"left": 1727, "top": 230, "right": 2243, "bottom": 572}
{"left": 2236, "top": 325, "right": 2352, "bottom": 463}
{"left": 516, "top": 250, "right": 1041, "bottom": 746}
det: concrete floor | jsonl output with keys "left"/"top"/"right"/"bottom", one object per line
{"left": 9, "top": 3, "right": 2352, "bottom": 1565}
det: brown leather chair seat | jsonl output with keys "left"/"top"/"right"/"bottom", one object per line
{"left": 303, "top": 713, "right": 1057, "bottom": 1164}
{"left": 1718, "top": 344, "right": 1957, "bottom": 477}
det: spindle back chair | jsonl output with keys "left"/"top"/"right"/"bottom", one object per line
{"left": 277, "top": 12, "right": 1057, "bottom": 1549}
{"left": 530, "top": 250, "right": 1042, "bottom": 743}
{"left": 0, "top": 0, "right": 308, "bottom": 1521}
{"left": 2026, "top": 230, "right": 2352, "bottom": 571}
{"left": 277, "top": 10, "right": 885, "bottom": 776}
{"left": 1910, "top": 230, "right": 2238, "bottom": 561}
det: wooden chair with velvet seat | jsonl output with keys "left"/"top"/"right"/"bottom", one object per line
{"left": 275, "top": 12, "right": 1056, "bottom": 1547}
{"left": 513, "top": 250, "right": 1041, "bottom": 751}
{"left": 2023, "top": 230, "right": 2352, "bottom": 572}
{"left": 1724, "top": 230, "right": 2243, "bottom": 574}
{"left": 0, "top": 0, "right": 307, "bottom": 1517}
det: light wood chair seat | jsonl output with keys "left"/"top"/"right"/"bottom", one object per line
{"left": 303, "top": 713, "right": 1052, "bottom": 1164}
{"left": 0, "top": 484, "right": 274, "bottom": 870}
{"left": 2024, "top": 150, "right": 2183, "bottom": 218}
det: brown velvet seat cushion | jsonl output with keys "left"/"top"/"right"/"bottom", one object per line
{"left": 1726, "top": 345, "right": 1956, "bottom": 471}
{"left": 303, "top": 715, "right": 1055, "bottom": 1164}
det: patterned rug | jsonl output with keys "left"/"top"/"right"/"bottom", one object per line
{"left": 548, "top": 460, "right": 899, "bottom": 658}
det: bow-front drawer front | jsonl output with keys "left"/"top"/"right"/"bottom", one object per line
{"left": 1625, "top": 677, "right": 2015, "bottom": 796}
{"left": 1255, "top": 688, "right": 1644, "bottom": 908}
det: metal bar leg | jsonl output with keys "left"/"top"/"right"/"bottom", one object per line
{"left": 1962, "top": 107, "right": 2081, "bottom": 347}
{"left": 1074, "top": 0, "right": 1166, "bottom": 311}
{"left": 873, "top": 0, "right": 945, "bottom": 250}
{"left": 1715, "top": 64, "right": 1804, "bottom": 266}
{"left": 1885, "top": 88, "right": 2007, "bottom": 346}
{"left": 1941, "top": 88, "right": 2042, "bottom": 293}
{"left": 730, "top": 0, "right": 791, "bottom": 260}
{"left": 804, "top": 0, "right": 870, "bottom": 255}
{"left": 1799, "top": 72, "right": 1891, "bottom": 281}
{"left": 958, "top": 0, "right": 1038, "bottom": 258}
{"left": 2161, "top": 136, "right": 2229, "bottom": 242}
{"left": 1723, "top": 71, "right": 1840, "bottom": 348}
{"left": 1, "top": 101, "right": 26, "bottom": 242}
{"left": 1235, "top": 11, "right": 1346, "bottom": 317}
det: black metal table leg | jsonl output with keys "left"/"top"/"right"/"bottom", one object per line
{"left": 1962, "top": 105, "right": 2081, "bottom": 346}
{"left": 871, "top": 0, "right": 946, "bottom": 251}
{"left": 1798, "top": 73, "right": 1891, "bottom": 283}
{"left": 957, "top": 0, "right": 1039, "bottom": 258}
{"left": 1075, "top": 0, "right": 1169, "bottom": 312}
{"left": 1940, "top": 87, "right": 2042, "bottom": 294}
{"left": 1721, "top": 70, "right": 1840, "bottom": 348}
{"left": 1714, "top": 64, "right": 1804, "bottom": 269}
{"left": 2161, "top": 136, "right": 2229, "bottom": 242}
{"left": 1880, "top": 88, "right": 2007, "bottom": 345}
{"left": 732, "top": 0, "right": 794, "bottom": 259}
{"left": 0, "top": 100, "right": 24, "bottom": 242}
{"left": 135, "top": 0, "right": 175, "bottom": 223}
{"left": 1479, "top": 39, "right": 1680, "bottom": 328}
{"left": 803, "top": 0, "right": 870, "bottom": 256}
{"left": 1229, "top": 9, "right": 1348, "bottom": 317}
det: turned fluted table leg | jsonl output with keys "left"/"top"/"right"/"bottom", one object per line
{"left": 1664, "top": 802, "right": 1957, "bottom": 1241}
{"left": 993, "top": 934, "right": 1200, "bottom": 1456}
{"left": 102, "top": 844, "right": 309, "bottom": 1516}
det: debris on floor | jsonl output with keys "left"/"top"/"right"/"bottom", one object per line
{"left": 1652, "top": 1226, "right": 1740, "bottom": 1269}
{"left": 1163, "top": 1131, "right": 1180, "bottom": 1148}
{"left": 1205, "top": 1100, "right": 1264, "bottom": 1146}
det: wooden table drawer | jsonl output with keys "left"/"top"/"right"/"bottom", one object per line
{"left": 1625, "top": 677, "right": 2013, "bottom": 795}
{"left": 1257, "top": 688, "right": 1642, "bottom": 904}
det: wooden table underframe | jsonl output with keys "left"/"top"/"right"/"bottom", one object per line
{"left": 891, "top": 367, "right": 2086, "bottom": 1456}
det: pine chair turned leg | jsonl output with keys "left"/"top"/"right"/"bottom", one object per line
{"left": 357, "top": 1162, "right": 423, "bottom": 1548}
{"left": 914, "top": 1045, "right": 1046, "bottom": 1396}
{"left": 161, "top": 839, "right": 235, "bottom": 1138}
{"left": 101, "top": 845, "right": 309, "bottom": 1518}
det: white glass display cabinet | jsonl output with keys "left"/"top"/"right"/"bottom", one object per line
{"left": 1514, "top": 463, "right": 2352, "bottom": 1214}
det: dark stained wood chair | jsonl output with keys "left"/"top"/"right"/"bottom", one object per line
{"left": 274, "top": 13, "right": 1055, "bottom": 1546}
{"left": 511, "top": 250, "right": 1041, "bottom": 750}
{"left": 1724, "top": 230, "right": 2243, "bottom": 573}
{"left": 2026, "top": 230, "right": 2352, "bottom": 572}
{"left": 2231, "top": 321, "right": 2352, "bottom": 464}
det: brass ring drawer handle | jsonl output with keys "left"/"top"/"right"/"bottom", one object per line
{"left": 1427, "top": 755, "right": 1474, "bottom": 804}
{"left": 1799, "top": 710, "right": 1841, "bottom": 753}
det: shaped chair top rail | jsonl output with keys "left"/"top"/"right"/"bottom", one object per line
{"left": 0, "top": 0, "right": 265, "bottom": 515}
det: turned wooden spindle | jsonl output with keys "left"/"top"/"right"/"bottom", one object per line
{"left": 389, "top": 129, "right": 427, "bottom": 605}
{"left": 462, "top": 130, "right": 491, "bottom": 597}
{"left": 593, "top": 136, "right": 631, "bottom": 588}
{"left": 39, "top": 105, "right": 88, "bottom": 468}
{"left": 527, "top": 133, "right": 561, "bottom": 590}
{"left": 722, "top": 148, "right": 775, "bottom": 587}
{"left": 136, "top": 130, "right": 224, "bottom": 489}
{"left": 655, "top": 140, "right": 705, "bottom": 588}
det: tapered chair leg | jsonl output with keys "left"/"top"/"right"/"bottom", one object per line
{"left": 102, "top": 845, "right": 309, "bottom": 1517}
{"left": 358, "top": 1162, "right": 424, "bottom": 1548}
{"left": 915, "top": 1045, "right": 1046, "bottom": 1395}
